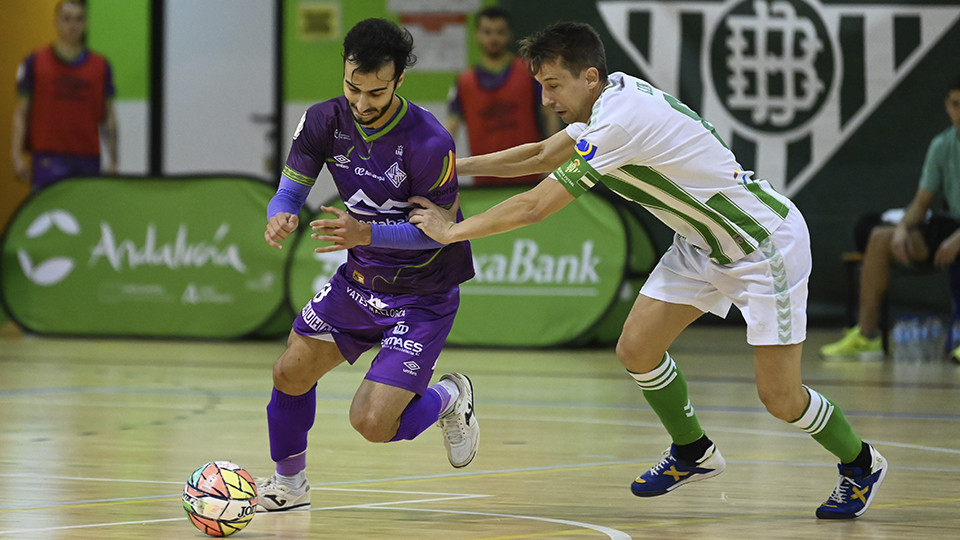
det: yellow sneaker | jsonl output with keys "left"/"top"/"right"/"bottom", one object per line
{"left": 820, "top": 326, "right": 883, "bottom": 361}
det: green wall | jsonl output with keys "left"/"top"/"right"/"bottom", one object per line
{"left": 87, "top": 0, "right": 150, "bottom": 100}
{"left": 282, "top": 0, "right": 497, "bottom": 103}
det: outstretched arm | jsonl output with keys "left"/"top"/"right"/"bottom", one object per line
{"left": 457, "top": 128, "right": 575, "bottom": 179}
{"left": 409, "top": 177, "right": 575, "bottom": 244}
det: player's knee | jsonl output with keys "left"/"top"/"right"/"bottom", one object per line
{"left": 615, "top": 334, "right": 663, "bottom": 373}
{"left": 757, "top": 386, "right": 805, "bottom": 421}
{"left": 271, "top": 353, "right": 315, "bottom": 395}
{"left": 349, "top": 410, "right": 392, "bottom": 442}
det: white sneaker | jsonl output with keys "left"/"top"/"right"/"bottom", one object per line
{"left": 437, "top": 372, "right": 479, "bottom": 468}
{"left": 255, "top": 474, "right": 311, "bottom": 512}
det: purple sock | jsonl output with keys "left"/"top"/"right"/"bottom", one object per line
{"left": 277, "top": 452, "right": 307, "bottom": 477}
{"left": 267, "top": 385, "right": 317, "bottom": 468}
{"left": 389, "top": 387, "right": 442, "bottom": 442}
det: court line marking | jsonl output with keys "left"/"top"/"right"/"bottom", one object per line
{"left": 3, "top": 463, "right": 960, "bottom": 537}
{"left": 362, "top": 507, "right": 630, "bottom": 540}
{"left": 5, "top": 386, "right": 960, "bottom": 422}
{"left": 0, "top": 491, "right": 633, "bottom": 540}
{"left": 4, "top": 445, "right": 960, "bottom": 513}
{"left": 0, "top": 490, "right": 486, "bottom": 535}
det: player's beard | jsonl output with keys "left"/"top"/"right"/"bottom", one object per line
{"left": 352, "top": 91, "right": 397, "bottom": 127}
{"left": 482, "top": 43, "right": 508, "bottom": 60}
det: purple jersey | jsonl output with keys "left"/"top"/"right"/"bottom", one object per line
{"left": 284, "top": 96, "right": 474, "bottom": 295}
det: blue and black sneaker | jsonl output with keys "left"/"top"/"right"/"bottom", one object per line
{"left": 631, "top": 443, "right": 726, "bottom": 497}
{"left": 816, "top": 445, "right": 887, "bottom": 519}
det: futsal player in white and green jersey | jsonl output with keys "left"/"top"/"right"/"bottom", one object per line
{"left": 409, "top": 21, "right": 886, "bottom": 520}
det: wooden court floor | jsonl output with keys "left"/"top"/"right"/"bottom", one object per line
{"left": 1, "top": 324, "right": 959, "bottom": 539}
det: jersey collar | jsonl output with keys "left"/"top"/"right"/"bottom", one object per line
{"left": 355, "top": 96, "right": 409, "bottom": 143}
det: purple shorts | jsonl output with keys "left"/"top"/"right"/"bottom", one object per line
{"left": 32, "top": 152, "right": 101, "bottom": 191}
{"left": 292, "top": 266, "right": 460, "bottom": 395}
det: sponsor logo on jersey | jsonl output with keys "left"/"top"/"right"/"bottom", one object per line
{"left": 576, "top": 139, "right": 598, "bottom": 161}
{"left": 393, "top": 321, "right": 410, "bottom": 335}
{"left": 334, "top": 129, "right": 351, "bottom": 141}
{"left": 355, "top": 167, "right": 386, "bottom": 183}
{"left": 385, "top": 162, "right": 407, "bottom": 188}
{"left": 343, "top": 189, "right": 412, "bottom": 216}
{"left": 596, "top": 0, "right": 960, "bottom": 195}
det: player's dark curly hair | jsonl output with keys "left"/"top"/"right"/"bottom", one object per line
{"left": 519, "top": 22, "right": 608, "bottom": 82}
{"left": 342, "top": 18, "right": 416, "bottom": 82}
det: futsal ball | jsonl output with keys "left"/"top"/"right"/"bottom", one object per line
{"left": 182, "top": 461, "right": 258, "bottom": 537}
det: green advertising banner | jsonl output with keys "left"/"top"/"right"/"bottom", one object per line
{"left": 451, "top": 187, "right": 631, "bottom": 347}
{"left": 0, "top": 177, "right": 293, "bottom": 338}
{"left": 285, "top": 187, "right": 657, "bottom": 348}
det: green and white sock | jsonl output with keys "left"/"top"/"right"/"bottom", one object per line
{"left": 629, "top": 352, "right": 704, "bottom": 445}
{"left": 790, "top": 385, "right": 862, "bottom": 463}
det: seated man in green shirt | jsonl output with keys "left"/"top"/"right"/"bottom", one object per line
{"left": 821, "top": 74, "right": 960, "bottom": 361}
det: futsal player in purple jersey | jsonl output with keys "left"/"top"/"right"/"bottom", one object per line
{"left": 255, "top": 18, "right": 479, "bottom": 513}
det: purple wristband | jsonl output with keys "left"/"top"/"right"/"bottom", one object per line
{"left": 370, "top": 222, "right": 445, "bottom": 249}
{"left": 267, "top": 175, "right": 311, "bottom": 218}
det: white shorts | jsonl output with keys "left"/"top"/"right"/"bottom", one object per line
{"left": 640, "top": 204, "right": 810, "bottom": 346}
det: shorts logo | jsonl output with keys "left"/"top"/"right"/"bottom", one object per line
{"left": 597, "top": 0, "right": 960, "bottom": 195}
{"left": 403, "top": 360, "right": 420, "bottom": 374}
{"left": 576, "top": 139, "right": 598, "bottom": 161}
{"left": 393, "top": 321, "right": 409, "bottom": 335}
{"left": 345, "top": 286, "right": 406, "bottom": 317}
{"left": 382, "top": 335, "right": 424, "bottom": 357}
{"left": 300, "top": 304, "right": 334, "bottom": 333}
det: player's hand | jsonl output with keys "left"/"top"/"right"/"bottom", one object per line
{"left": 408, "top": 194, "right": 459, "bottom": 244}
{"left": 934, "top": 234, "right": 960, "bottom": 268}
{"left": 889, "top": 225, "right": 913, "bottom": 265}
{"left": 310, "top": 206, "right": 371, "bottom": 253}
{"left": 264, "top": 212, "right": 299, "bottom": 249}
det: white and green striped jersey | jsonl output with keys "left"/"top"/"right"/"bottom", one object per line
{"left": 553, "top": 72, "right": 791, "bottom": 264}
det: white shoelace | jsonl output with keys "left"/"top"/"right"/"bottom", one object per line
{"left": 826, "top": 475, "right": 855, "bottom": 503}
{"left": 649, "top": 450, "right": 676, "bottom": 474}
{"left": 441, "top": 415, "right": 466, "bottom": 444}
